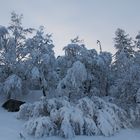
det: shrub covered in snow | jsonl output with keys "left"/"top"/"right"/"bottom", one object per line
{"left": 127, "top": 104, "right": 140, "bottom": 124}
{"left": 3, "top": 74, "right": 22, "bottom": 99}
{"left": 24, "top": 116, "right": 55, "bottom": 138}
{"left": 77, "top": 97, "right": 131, "bottom": 136}
{"left": 18, "top": 96, "right": 131, "bottom": 138}
{"left": 17, "top": 103, "right": 35, "bottom": 120}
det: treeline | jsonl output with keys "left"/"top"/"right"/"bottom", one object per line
{"left": 0, "top": 12, "right": 140, "bottom": 104}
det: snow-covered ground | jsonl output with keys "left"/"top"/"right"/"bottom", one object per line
{"left": 0, "top": 107, "right": 23, "bottom": 140}
{"left": 0, "top": 92, "right": 140, "bottom": 140}
{"left": 0, "top": 107, "right": 140, "bottom": 140}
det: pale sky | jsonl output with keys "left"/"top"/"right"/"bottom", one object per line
{"left": 0, "top": 0, "right": 140, "bottom": 55}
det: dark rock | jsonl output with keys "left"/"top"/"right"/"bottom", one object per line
{"left": 2, "top": 99, "right": 25, "bottom": 112}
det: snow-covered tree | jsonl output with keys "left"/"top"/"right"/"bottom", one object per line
{"left": 8, "top": 12, "right": 33, "bottom": 62}
{"left": 110, "top": 28, "right": 135, "bottom": 100}
{"left": 63, "top": 36, "right": 84, "bottom": 58}
{"left": 0, "top": 13, "right": 33, "bottom": 98}
{"left": 25, "top": 26, "right": 58, "bottom": 96}
{"left": 56, "top": 37, "right": 86, "bottom": 80}
{"left": 57, "top": 61, "right": 87, "bottom": 101}
{"left": 114, "top": 28, "right": 134, "bottom": 58}
{"left": 136, "top": 32, "right": 140, "bottom": 49}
